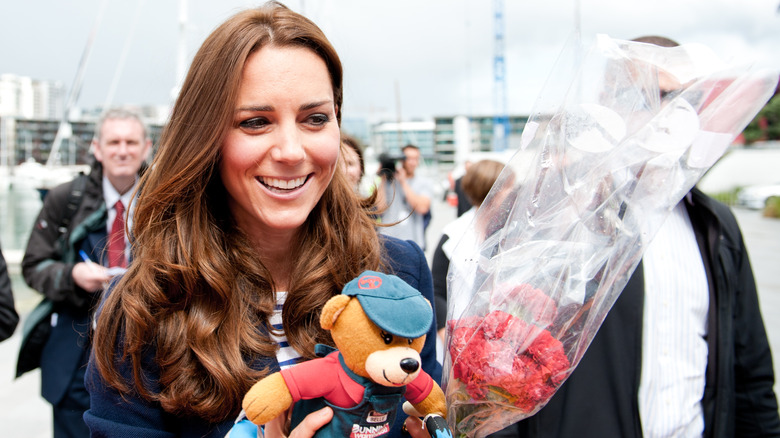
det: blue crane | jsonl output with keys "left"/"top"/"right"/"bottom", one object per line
{"left": 492, "top": 0, "right": 510, "bottom": 152}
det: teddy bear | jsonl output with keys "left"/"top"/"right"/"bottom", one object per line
{"left": 241, "top": 270, "right": 447, "bottom": 437}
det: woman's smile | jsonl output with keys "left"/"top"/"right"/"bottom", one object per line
{"left": 257, "top": 175, "right": 311, "bottom": 193}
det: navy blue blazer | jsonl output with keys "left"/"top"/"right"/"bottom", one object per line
{"left": 41, "top": 228, "right": 107, "bottom": 405}
{"left": 84, "top": 235, "right": 441, "bottom": 437}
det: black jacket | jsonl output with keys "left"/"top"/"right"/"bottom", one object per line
{"left": 22, "top": 163, "right": 107, "bottom": 310}
{"left": 20, "top": 162, "right": 133, "bottom": 405}
{"left": 493, "top": 188, "right": 780, "bottom": 437}
{"left": 0, "top": 245, "right": 19, "bottom": 341}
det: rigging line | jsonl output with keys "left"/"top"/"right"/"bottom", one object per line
{"left": 47, "top": 0, "right": 109, "bottom": 167}
{"left": 66, "top": 0, "right": 109, "bottom": 112}
{"left": 103, "top": 0, "right": 148, "bottom": 111}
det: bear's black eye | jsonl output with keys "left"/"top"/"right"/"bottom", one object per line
{"left": 380, "top": 331, "right": 393, "bottom": 345}
{"left": 408, "top": 338, "right": 414, "bottom": 345}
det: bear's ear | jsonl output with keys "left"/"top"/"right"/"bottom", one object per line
{"left": 320, "top": 295, "right": 352, "bottom": 330}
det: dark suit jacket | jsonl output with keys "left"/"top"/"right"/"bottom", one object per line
{"left": 40, "top": 228, "right": 107, "bottom": 404}
{"left": 22, "top": 163, "right": 110, "bottom": 405}
{"left": 491, "top": 189, "right": 780, "bottom": 437}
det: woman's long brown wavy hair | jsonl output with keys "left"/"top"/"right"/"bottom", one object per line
{"left": 91, "top": 2, "right": 383, "bottom": 422}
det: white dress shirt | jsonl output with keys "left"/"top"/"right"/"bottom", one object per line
{"left": 638, "top": 201, "right": 709, "bottom": 437}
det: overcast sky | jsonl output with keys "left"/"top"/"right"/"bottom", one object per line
{"left": 1, "top": 0, "right": 778, "bottom": 122}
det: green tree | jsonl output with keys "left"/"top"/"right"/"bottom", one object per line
{"left": 743, "top": 92, "right": 780, "bottom": 144}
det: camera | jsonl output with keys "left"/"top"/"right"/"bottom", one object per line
{"left": 377, "top": 153, "right": 405, "bottom": 181}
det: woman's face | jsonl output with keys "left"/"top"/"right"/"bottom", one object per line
{"left": 342, "top": 146, "right": 363, "bottom": 190}
{"left": 221, "top": 45, "right": 340, "bottom": 243}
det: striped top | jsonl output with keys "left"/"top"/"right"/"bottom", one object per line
{"left": 269, "top": 292, "right": 302, "bottom": 370}
{"left": 638, "top": 202, "right": 709, "bottom": 437}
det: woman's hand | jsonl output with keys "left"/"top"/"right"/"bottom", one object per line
{"left": 404, "top": 416, "right": 428, "bottom": 438}
{"left": 404, "top": 415, "right": 453, "bottom": 438}
{"left": 263, "top": 407, "right": 333, "bottom": 438}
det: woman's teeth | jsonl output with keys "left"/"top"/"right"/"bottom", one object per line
{"left": 259, "top": 176, "right": 307, "bottom": 190}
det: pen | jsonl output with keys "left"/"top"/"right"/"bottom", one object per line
{"left": 79, "top": 250, "right": 96, "bottom": 265}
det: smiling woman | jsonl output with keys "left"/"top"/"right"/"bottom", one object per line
{"left": 220, "top": 46, "right": 341, "bottom": 260}
{"left": 84, "top": 2, "right": 441, "bottom": 438}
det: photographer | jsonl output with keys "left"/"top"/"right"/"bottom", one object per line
{"left": 376, "top": 144, "right": 433, "bottom": 250}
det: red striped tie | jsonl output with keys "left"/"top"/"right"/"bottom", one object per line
{"left": 108, "top": 200, "right": 126, "bottom": 268}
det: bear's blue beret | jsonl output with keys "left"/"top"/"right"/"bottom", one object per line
{"left": 341, "top": 270, "right": 432, "bottom": 339}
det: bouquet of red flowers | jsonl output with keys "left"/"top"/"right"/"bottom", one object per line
{"left": 442, "top": 35, "right": 777, "bottom": 438}
{"left": 448, "top": 307, "right": 569, "bottom": 412}
{"left": 444, "top": 283, "right": 575, "bottom": 437}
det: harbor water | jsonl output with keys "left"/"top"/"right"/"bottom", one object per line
{"left": 0, "top": 177, "right": 44, "bottom": 313}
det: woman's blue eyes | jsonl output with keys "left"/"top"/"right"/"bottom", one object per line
{"left": 238, "top": 114, "right": 329, "bottom": 130}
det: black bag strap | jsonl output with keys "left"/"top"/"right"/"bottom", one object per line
{"left": 57, "top": 172, "right": 87, "bottom": 235}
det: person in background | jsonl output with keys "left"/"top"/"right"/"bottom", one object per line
{"left": 446, "top": 160, "right": 473, "bottom": 218}
{"left": 84, "top": 3, "right": 440, "bottom": 438}
{"left": 0, "top": 243, "right": 19, "bottom": 342}
{"left": 377, "top": 144, "right": 434, "bottom": 250}
{"left": 452, "top": 175, "right": 472, "bottom": 217}
{"left": 491, "top": 35, "right": 780, "bottom": 438}
{"left": 431, "top": 159, "right": 505, "bottom": 342}
{"left": 340, "top": 133, "right": 365, "bottom": 192}
{"left": 20, "top": 107, "right": 151, "bottom": 438}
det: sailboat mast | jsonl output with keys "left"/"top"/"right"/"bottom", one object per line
{"left": 47, "top": 0, "right": 108, "bottom": 167}
{"left": 172, "top": 0, "right": 188, "bottom": 102}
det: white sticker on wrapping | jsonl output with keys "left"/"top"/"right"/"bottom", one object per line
{"left": 565, "top": 104, "right": 627, "bottom": 153}
{"left": 687, "top": 130, "right": 733, "bottom": 169}
{"left": 639, "top": 99, "right": 700, "bottom": 153}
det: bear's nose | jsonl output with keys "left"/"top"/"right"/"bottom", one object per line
{"left": 400, "top": 358, "right": 420, "bottom": 374}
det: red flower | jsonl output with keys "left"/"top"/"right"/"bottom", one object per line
{"left": 447, "top": 309, "right": 570, "bottom": 412}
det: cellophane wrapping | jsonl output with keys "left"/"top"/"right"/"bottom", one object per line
{"left": 442, "top": 34, "right": 778, "bottom": 437}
